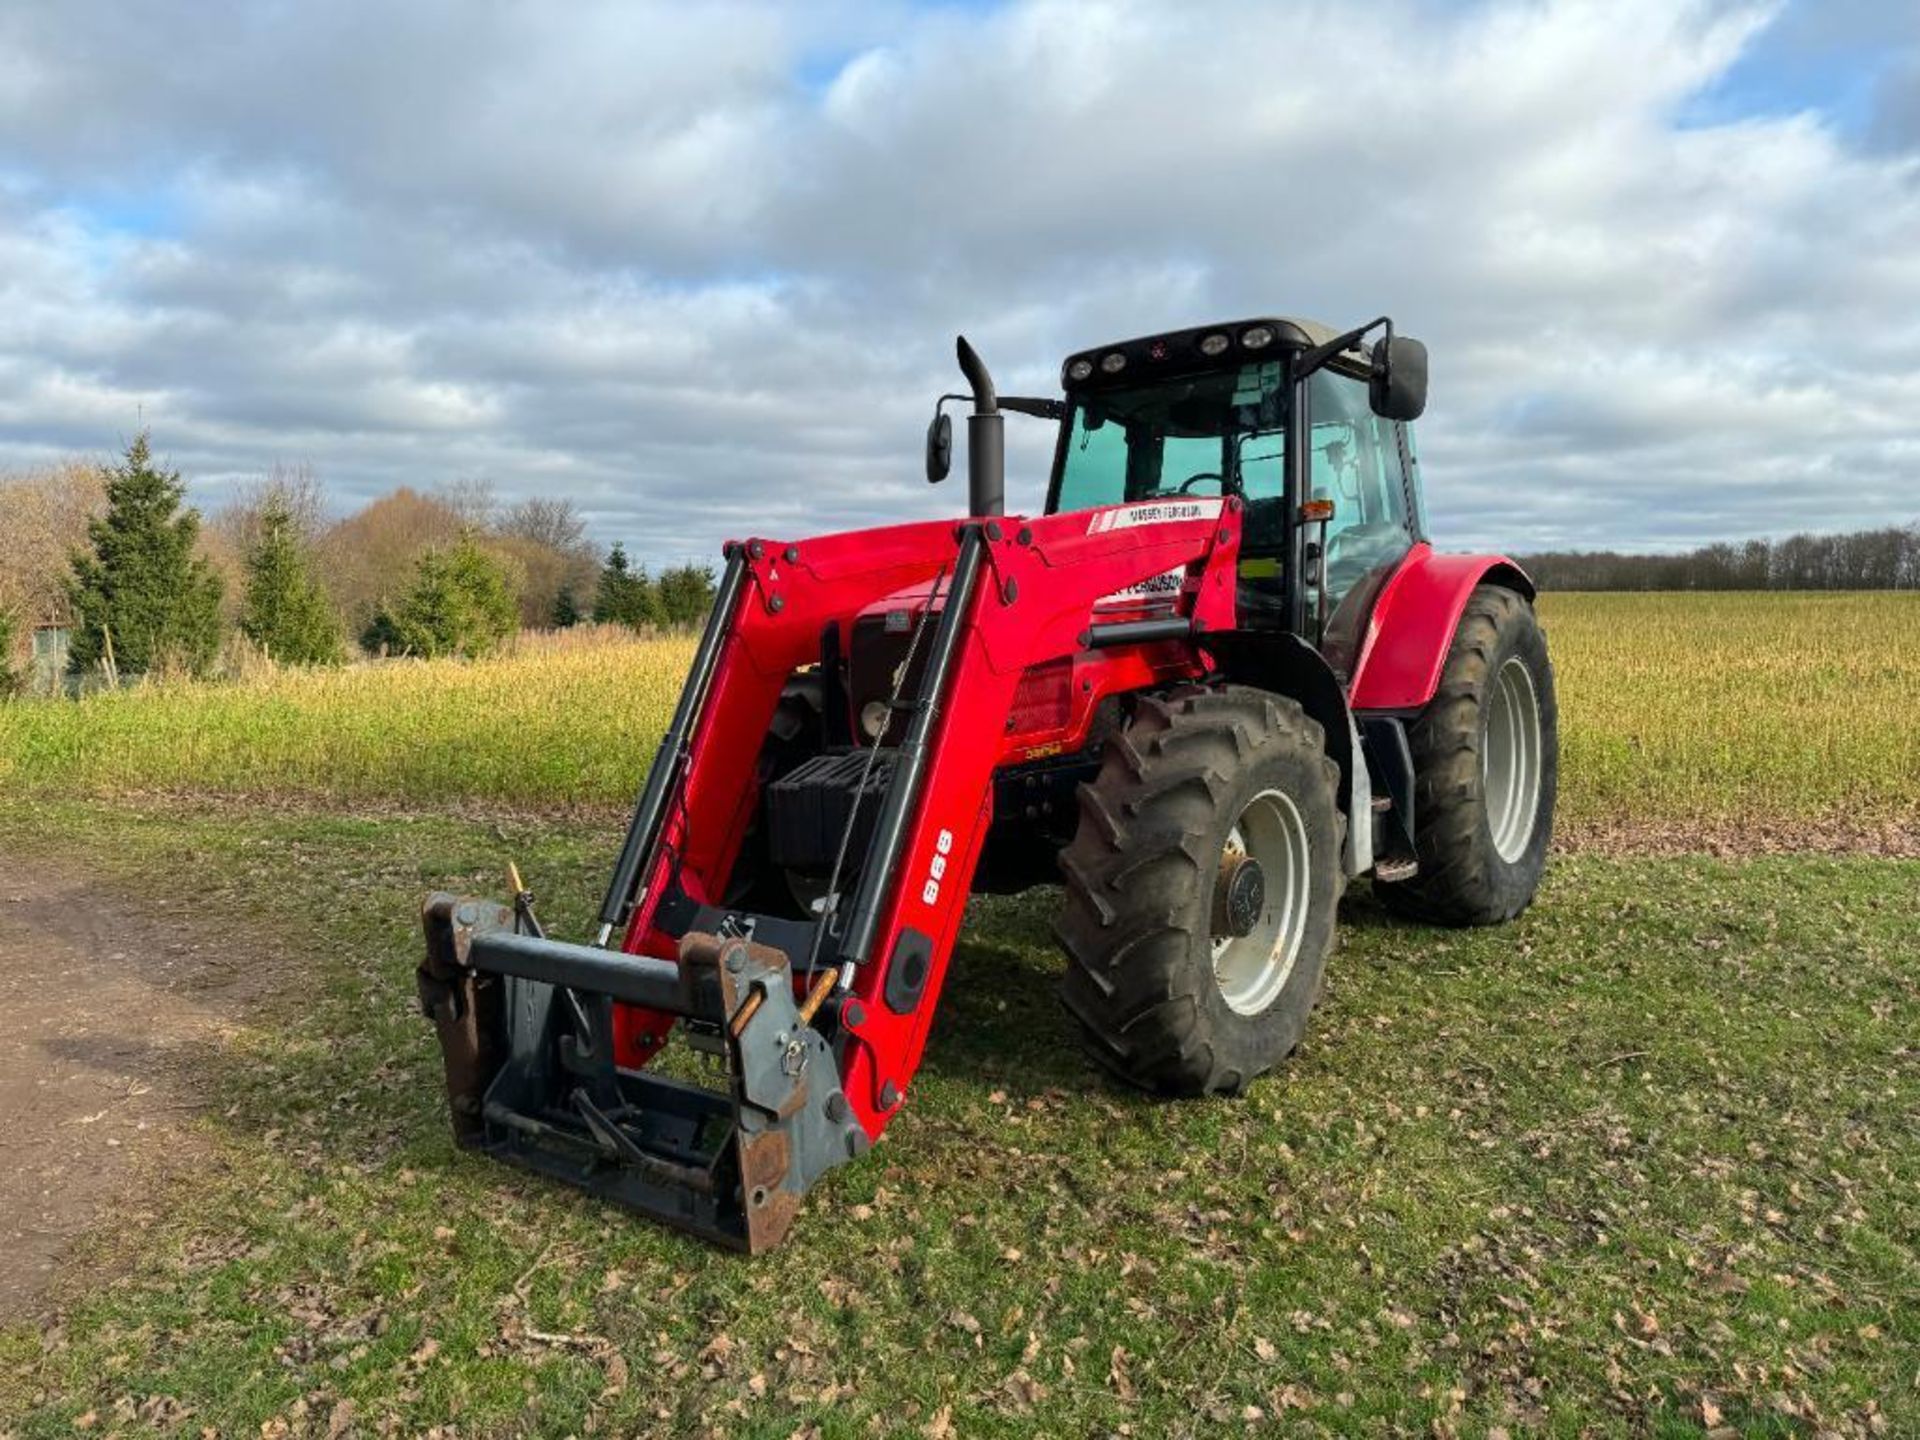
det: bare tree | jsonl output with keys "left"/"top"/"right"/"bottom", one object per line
{"left": 315, "top": 487, "right": 467, "bottom": 635}
{"left": 436, "top": 476, "right": 497, "bottom": 530}
{"left": 213, "top": 461, "right": 329, "bottom": 558}
{"left": 0, "top": 459, "right": 108, "bottom": 629}
{"left": 1517, "top": 522, "right": 1919, "bottom": 591}
{"left": 500, "top": 496, "right": 589, "bottom": 554}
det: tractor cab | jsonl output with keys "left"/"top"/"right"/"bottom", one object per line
{"left": 1041, "top": 318, "right": 1428, "bottom": 656}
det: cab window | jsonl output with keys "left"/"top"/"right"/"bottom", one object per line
{"left": 1051, "top": 361, "right": 1288, "bottom": 553}
{"left": 1307, "top": 369, "right": 1411, "bottom": 611}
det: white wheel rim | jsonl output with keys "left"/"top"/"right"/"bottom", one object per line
{"left": 1211, "top": 788, "right": 1312, "bottom": 1016}
{"left": 1483, "top": 655, "right": 1542, "bottom": 863}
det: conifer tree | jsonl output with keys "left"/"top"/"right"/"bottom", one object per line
{"left": 550, "top": 585, "right": 581, "bottom": 628}
{"left": 240, "top": 495, "right": 345, "bottom": 665}
{"left": 656, "top": 563, "right": 718, "bottom": 627}
{"left": 389, "top": 533, "right": 519, "bottom": 659}
{"left": 591, "top": 543, "right": 661, "bottom": 628}
{"left": 67, "top": 433, "right": 225, "bottom": 677}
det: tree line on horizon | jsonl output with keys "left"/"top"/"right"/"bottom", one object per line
{"left": 0, "top": 435, "right": 716, "bottom": 692}
{"left": 1515, "top": 524, "right": 1920, "bottom": 592}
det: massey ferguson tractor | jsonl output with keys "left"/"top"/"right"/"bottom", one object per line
{"left": 419, "top": 315, "right": 1558, "bottom": 1250}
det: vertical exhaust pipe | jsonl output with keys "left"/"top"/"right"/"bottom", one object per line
{"left": 955, "top": 336, "right": 1003, "bottom": 518}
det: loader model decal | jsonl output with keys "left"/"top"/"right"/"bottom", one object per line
{"left": 1086, "top": 497, "right": 1223, "bottom": 533}
{"left": 922, "top": 827, "right": 955, "bottom": 907}
{"left": 1095, "top": 564, "right": 1186, "bottom": 610}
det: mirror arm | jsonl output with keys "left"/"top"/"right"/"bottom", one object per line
{"left": 1292, "top": 315, "right": 1391, "bottom": 383}
{"left": 998, "top": 396, "right": 1065, "bottom": 421}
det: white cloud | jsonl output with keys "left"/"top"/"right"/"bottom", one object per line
{"left": 0, "top": 0, "right": 1915, "bottom": 565}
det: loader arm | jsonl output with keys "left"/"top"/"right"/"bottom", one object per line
{"left": 625, "top": 495, "right": 1244, "bottom": 1135}
{"left": 420, "top": 495, "right": 1242, "bottom": 1249}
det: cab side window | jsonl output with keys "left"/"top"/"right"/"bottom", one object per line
{"left": 1055, "top": 409, "right": 1129, "bottom": 513}
{"left": 1307, "top": 370, "right": 1412, "bottom": 609}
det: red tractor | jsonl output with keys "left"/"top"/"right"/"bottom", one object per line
{"left": 420, "top": 316, "right": 1557, "bottom": 1250}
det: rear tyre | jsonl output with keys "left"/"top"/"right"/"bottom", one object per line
{"left": 1377, "top": 585, "right": 1557, "bottom": 925}
{"left": 1056, "top": 686, "right": 1344, "bottom": 1096}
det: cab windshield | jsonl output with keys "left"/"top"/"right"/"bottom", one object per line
{"left": 1051, "top": 360, "right": 1288, "bottom": 551}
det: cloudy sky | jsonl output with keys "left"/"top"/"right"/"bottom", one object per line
{"left": 2, "top": 0, "right": 1916, "bottom": 565}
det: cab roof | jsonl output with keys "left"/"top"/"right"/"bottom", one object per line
{"left": 1060, "top": 316, "right": 1370, "bottom": 392}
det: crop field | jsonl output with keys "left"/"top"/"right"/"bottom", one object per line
{"left": 2, "top": 593, "right": 1917, "bottom": 834}
{"left": 0, "top": 591, "right": 1915, "bottom": 1438}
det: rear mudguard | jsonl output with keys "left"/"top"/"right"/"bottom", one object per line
{"left": 1346, "top": 543, "right": 1535, "bottom": 713}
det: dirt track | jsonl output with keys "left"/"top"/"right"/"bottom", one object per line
{"left": 0, "top": 855, "right": 257, "bottom": 1323}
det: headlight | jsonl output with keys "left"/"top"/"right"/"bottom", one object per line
{"left": 860, "top": 699, "right": 890, "bottom": 739}
{"left": 1198, "top": 332, "right": 1231, "bottom": 357}
{"left": 1100, "top": 351, "right": 1128, "bottom": 374}
{"left": 1241, "top": 325, "right": 1275, "bottom": 350}
{"left": 1067, "top": 358, "right": 1094, "bottom": 382}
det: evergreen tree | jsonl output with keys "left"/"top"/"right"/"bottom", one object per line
{"left": 66, "top": 433, "right": 225, "bottom": 677}
{"left": 389, "top": 534, "right": 519, "bottom": 659}
{"left": 656, "top": 563, "right": 718, "bottom": 627}
{"left": 550, "top": 585, "right": 581, "bottom": 628}
{"left": 360, "top": 607, "right": 403, "bottom": 657}
{"left": 240, "top": 495, "right": 345, "bottom": 665}
{"left": 591, "top": 543, "right": 661, "bottom": 628}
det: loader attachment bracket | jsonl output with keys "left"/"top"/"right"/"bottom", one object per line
{"left": 419, "top": 894, "right": 867, "bottom": 1252}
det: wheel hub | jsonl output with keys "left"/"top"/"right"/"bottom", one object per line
{"left": 1212, "top": 854, "right": 1266, "bottom": 939}
{"left": 1209, "top": 790, "right": 1313, "bottom": 1017}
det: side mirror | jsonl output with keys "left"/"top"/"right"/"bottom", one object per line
{"left": 925, "top": 411, "right": 953, "bottom": 483}
{"left": 1369, "top": 335, "right": 1428, "bottom": 421}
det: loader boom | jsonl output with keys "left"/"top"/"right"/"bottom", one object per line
{"left": 618, "top": 499, "right": 1242, "bottom": 1136}
{"left": 421, "top": 496, "right": 1243, "bottom": 1248}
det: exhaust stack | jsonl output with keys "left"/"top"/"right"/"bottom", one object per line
{"left": 955, "top": 335, "right": 1003, "bottom": 517}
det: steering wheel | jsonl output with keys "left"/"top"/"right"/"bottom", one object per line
{"left": 1175, "top": 472, "right": 1228, "bottom": 494}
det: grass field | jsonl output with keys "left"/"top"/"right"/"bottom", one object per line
{"left": 0, "top": 799, "right": 1914, "bottom": 1438}
{"left": 2, "top": 594, "right": 1916, "bottom": 831}
{"left": 0, "top": 591, "right": 1915, "bottom": 1437}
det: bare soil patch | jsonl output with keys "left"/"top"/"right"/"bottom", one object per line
{"left": 1558, "top": 808, "right": 1920, "bottom": 860}
{"left": 0, "top": 852, "right": 261, "bottom": 1323}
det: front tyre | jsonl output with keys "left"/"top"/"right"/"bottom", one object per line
{"left": 1378, "top": 585, "right": 1557, "bottom": 925}
{"left": 1056, "top": 687, "right": 1345, "bottom": 1096}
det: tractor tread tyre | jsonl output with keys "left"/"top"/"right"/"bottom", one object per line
{"left": 1055, "top": 685, "right": 1344, "bottom": 1097}
{"left": 1378, "top": 585, "right": 1557, "bottom": 927}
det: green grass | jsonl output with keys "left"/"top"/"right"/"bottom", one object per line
{"left": 1, "top": 797, "right": 1913, "bottom": 1437}
{"left": 2, "top": 594, "right": 1916, "bottom": 828}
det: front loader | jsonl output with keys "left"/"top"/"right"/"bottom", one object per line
{"left": 419, "top": 315, "right": 1558, "bottom": 1250}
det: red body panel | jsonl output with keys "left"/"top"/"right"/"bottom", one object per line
{"left": 619, "top": 497, "right": 1242, "bottom": 1139}
{"left": 1346, "top": 543, "right": 1534, "bottom": 712}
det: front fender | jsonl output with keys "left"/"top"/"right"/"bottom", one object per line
{"left": 1346, "top": 544, "right": 1535, "bottom": 713}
